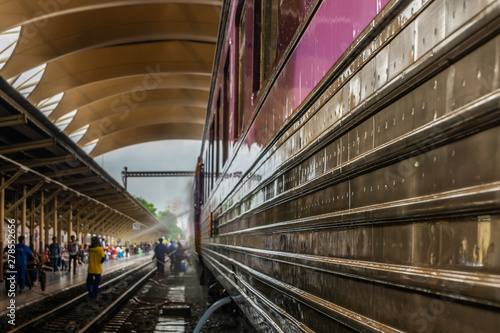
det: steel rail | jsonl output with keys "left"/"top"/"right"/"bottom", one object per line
{"left": 80, "top": 266, "right": 158, "bottom": 332}
{"left": 9, "top": 260, "right": 154, "bottom": 332}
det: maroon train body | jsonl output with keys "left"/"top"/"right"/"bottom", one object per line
{"left": 193, "top": 0, "right": 500, "bottom": 331}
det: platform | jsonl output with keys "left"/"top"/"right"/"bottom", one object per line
{"left": 0, "top": 253, "right": 152, "bottom": 317}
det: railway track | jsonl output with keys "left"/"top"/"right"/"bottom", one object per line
{"left": 9, "top": 261, "right": 157, "bottom": 333}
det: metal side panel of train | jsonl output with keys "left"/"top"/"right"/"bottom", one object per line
{"left": 196, "top": 0, "right": 500, "bottom": 332}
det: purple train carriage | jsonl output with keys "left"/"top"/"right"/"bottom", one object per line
{"left": 193, "top": 0, "right": 500, "bottom": 331}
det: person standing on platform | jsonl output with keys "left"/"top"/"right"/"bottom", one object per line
{"left": 87, "top": 236, "right": 105, "bottom": 302}
{"left": 79, "top": 244, "right": 87, "bottom": 264}
{"left": 152, "top": 238, "right": 168, "bottom": 275}
{"left": 44, "top": 246, "right": 50, "bottom": 264}
{"left": 30, "top": 244, "right": 46, "bottom": 286}
{"left": 101, "top": 237, "right": 109, "bottom": 261}
{"left": 48, "top": 237, "right": 60, "bottom": 273}
{"left": 14, "top": 236, "right": 33, "bottom": 293}
{"left": 68, "top": 235, "right": 80, "bottom": 275}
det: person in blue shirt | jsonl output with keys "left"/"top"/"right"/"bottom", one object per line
{"left": 167, "top": 241, "right": 177, "bottom": 272}
{"left": 15, "top": 236, "right": 33, "bottom": 293}
{"left": 152, "top": 238, "right": 168, "bottom": 275}
{"left": 48, "top": 237, "right": 60, "bottom": 273}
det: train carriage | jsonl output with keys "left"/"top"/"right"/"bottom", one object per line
{"left": 194, "top": 0, "right": 500, "bottom": 331}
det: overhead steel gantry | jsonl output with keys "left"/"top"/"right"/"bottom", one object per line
{"left": 121, "top": 167, "right": 195, "bottom": 190}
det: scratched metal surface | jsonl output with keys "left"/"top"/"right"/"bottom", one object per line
{"left": 201, "top": 0, "right": 500, "bottom": 331}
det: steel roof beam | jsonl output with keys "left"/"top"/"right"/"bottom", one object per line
{"left": 16, "top": 167, "right": 91, "bottom": 184}
{"left": 0, "top": 138, "right": 55, "bottom": 154}
{"left": 43, "top": 193, "right": 76, "bottom": 220}
{"left": 92, "top": 211, "right": 115, "bottom": 233}
{"left": 78, "top": 183, "right": 113, "bottom": 193}
{"left": 0, "top": 155, "right": 76, "bottom": 173}
{"left": 74, "top": 201, "right": 96, "bottom": 214}
{"left": 86, "top": 210, "right": 111, "bottom": 233}
{"left": 26, "top": 188, "right": 64, "bottom": 220}
{"left": 0, "top": 170, "right": 24, "bottom": 191}
{"left": 108, "top": 216, "right": 134, "bottom": 232}
{"left": 0, "top": 115, "right": 26, "bottom": 128}
{"left": 44, "top": 176, "right": 102, "bottom": 188}
{"left": 98, "top": 198, "right": 132, "bottom": 205}
{"left": 83, "top": 188, "right": 119, "bottom": 197}
{"left": 59, "top": 197, "right": 87, "bottom": 220}
{"left": 5, "top": 181, "right": 44, "bottom": 215}
{"left": 92, "top": 188, "right": 123, "bottom": 200}
{"left": 85, "top": 188, "right": 121, "bottom": 197}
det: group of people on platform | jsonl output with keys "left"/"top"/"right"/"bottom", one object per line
{"left": 9, "top": 236, "right": 187, "bottom": 302}
{"left": 47, "top": 236, "right": 85, "bottom": 275}
{"left": 9, "top": 235, "right": 104, "bottom": 301}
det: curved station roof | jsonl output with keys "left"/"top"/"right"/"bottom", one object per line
{"left": 0, "top": 0, "right": 220, "bottom": 156}
{"left": 0, "top": 0, "right": 222, "bottom": 241}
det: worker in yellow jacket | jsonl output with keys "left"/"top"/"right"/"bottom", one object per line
{"left": 87, "top": 236, "right": 105, "bottom": 302}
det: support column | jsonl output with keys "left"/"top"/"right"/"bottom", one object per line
{"left": 21, "top": 186, "right": 26, "bottom": 240}
{"left": 58, "top": 221, "right": 63, "bottom": 248}
{"left": 30, "top": 197, "right": 35, "bottom": 249}
{"left": 101, "top": 221, "right": 105, "bottom": 240}
{"left": 76, "top": 217, "right": 81, "bottom": 244}
{"left": 53, "top": 197, "right": 59, "bottom": 243}
{"left": 14, "top": 194, "right": 18, "bottom": 239}
{"left": 84, "top": 217, "right": 90, "bottom": 244}
{"left": 40, "top": 191, "right": 45, "bottom": 252}
{"left": 68, "top": 204, "right": 73, "bottom": 239}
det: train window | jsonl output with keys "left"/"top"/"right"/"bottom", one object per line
{"left": 217, "top": 85, "right": 229, "bottom": 172}
{"left": 204, "top": 147, "right": 209, "bottom": 200}
{"left": 209, "top": 120, "right": 215, "bottom": 191}
{"left": 199, "top": 163, "right": 205, "bottom": 205}
{"left": 215, "top": 98, "right": 220, "bottom": 180}
{"left": 252, "top": 0, "right": 262, "bottom": 93}
{"left": 206, "top": 143, "right": 210, "bottom": 197}
{"left": 260, "top": 0, "right": 279, "bottom": 85}
{"left": 277, "top": 0, "right": 310, "bottom": 59}
{"left": 259, "top": 0, "right": 311, "bottom": 85}
{"left": 237, "top": 6, "right": 246, "bottom": 138}
{"left": 216, "top": 92, "right": 221, "bottom": 176}
{"left": 206, "top": 125, "right": 212, "bottom": 197}
{"left": 222, "top": 56, "right": 230, "bottom": 166}
{"left": 231, "top": 0, "right": 311, "bottom": 150}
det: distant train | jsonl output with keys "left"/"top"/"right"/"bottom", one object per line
{"left": 193, "top": 0, "right": 500, "bottom": 331}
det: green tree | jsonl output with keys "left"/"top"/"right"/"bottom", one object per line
{"left": 158, "top": 210, "right": 184, "bottom": 240}
{"left": 135, "top": 197, "right": 184, "bottom": 240}
{"left": 135, "top": 196, "right": 157, "bottom": 217}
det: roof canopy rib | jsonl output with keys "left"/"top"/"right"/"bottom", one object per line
{"left": 51, "top": 74, "right": 211, "bottom": 121}
{"left": 0, "top": 0, "right": 220, "bottom": 156}
{"left": 77, "top": 105, "right": 207, "bottom": 146}
{"left": 62, "top": 88, "right": 209, "bottom": 133}
{"left": 90, "top": 123, "right": 205, "bottom": 157}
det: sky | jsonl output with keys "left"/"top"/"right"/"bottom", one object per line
{"left": 94, "top": 140, "right": 202, "bottom": 227}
